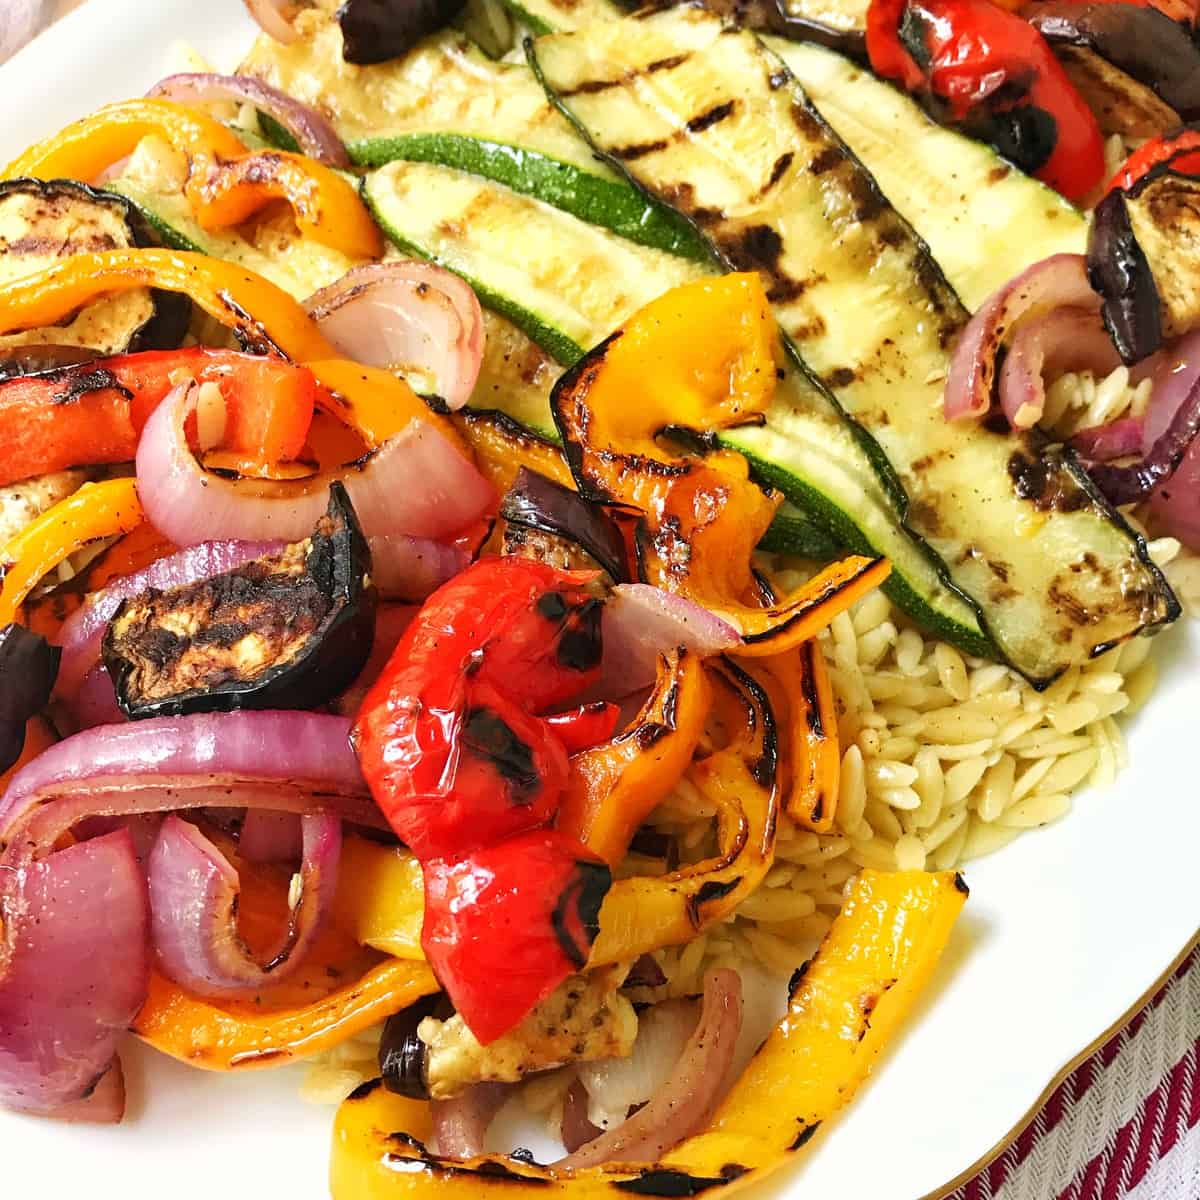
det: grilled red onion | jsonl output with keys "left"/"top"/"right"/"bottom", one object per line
{"left": 558, "top": 969, "right": 743, "bottom": 1168}
{"left": 305, "top": 264, "right": 485, "bottom": 411}
{"left": 0, "top": 830, "right": 148, "bottom": 1118}
{"left": 136, "top": 382, "right": 494, "bottom": 546}
{"left": 148, "top": 73, "right": 349, "bottom": 167}
{"left": 54, "top": 540, "right": 285, "bottom": 698}
{"left": 0, "top": 711, "right": 381, "bottom": 867}
{"left": 1070, "top": 416, "right": 1145, "bottom": 462}
{"left": 945, "top": 254, "right": 1103, "bottom": 422}
{"left": 561, "top": 1078, "right": 603, "bottom": 1154}
{"left": 243, "top": 0, "right": 300, "bottom": 44}
{"left": 148, "top": 811, "right": 339, "bottom": 997}
{"left": 68, "top": 665, "right": 125, "bottom": 732}
{"left": 431, "top": 1083, "right": 512, "bottom": 1159}
{"left": 0, "top": 0, "right": 49, "bottom": 63}
{"left": 998, "top": 307, "right": 1122, "bottom": 429}
{"left": 368, "top": 535, "right": 468, "bottom": 600}
{"left": 598, "top": 585, "right": 741, "bottom": 697}
{"left": 238, "top": 809, "right": 303, "bottom": 863}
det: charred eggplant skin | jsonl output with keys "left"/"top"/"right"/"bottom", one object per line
{"left": 1026, "top": 2, "right": 1200, "bottom": 122}
{"left": 0, "top": 178, "right": 191, "bottom": 354}
{"left": 0, "top": 623, "right": 59, "bottom": 773}
{"left": 103, "top": 483, "right": 376, "bottom": 719}
{"left": 336, "top": 0, "right": 468, "bottom": 64}
{"left": 1088, "top": 187, "right": 1165, "bottom": 365}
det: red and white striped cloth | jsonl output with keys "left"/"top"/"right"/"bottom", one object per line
{"left": 952, "top": 948, "right": 1200, "bottom": 1200}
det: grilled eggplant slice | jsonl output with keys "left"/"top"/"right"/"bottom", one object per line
{"left": 531, "top": 6, "right": 1178, "bottom": 681}
{"left": 0, "top": 179, "right": 190, "bottom": 357}
{"left": 0, "top": 623, "right": 60, "bottom": 773}
{"left": 337, "top": 0, "right": 468, "bottom": 64}
{"left": 1090, "top": 169, "right": 1200, "bottom": 364}
{"left": 103, "top": 483, "right": 375, "bottom": 718}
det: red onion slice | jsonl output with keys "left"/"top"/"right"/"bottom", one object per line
{"left": 368, "top": 535, "right": 469, "bottom": 600}
{"left": 598, "top": 584, "right": 741, "bottom": 697}
{"left": 238, "top": 809, "right": 303, "bottom": 863}
{"left": 136, "top": 383, "right": 495, "bottom": 547}
{"left": 46, "top": 1060, "right": 126, "bottom": 1124}
{"left": 243, "top": 0, "right": 300, "bottom": 44}
{"left": 0, "top": 830, "right": 148, "bottom": 1118}
{"left": 431, "top": 1083, "right": 512, "bottom": 1158}
{"left": 148, "top": 73, "right": 349, "bottom": 167}
{"left": 1070, "top": 416, "right": 1146, "bottom": 462}
{"left": 561, "top": 1078, "right": 603, "bottom": 1154}
{"left": 945, "top": 254, "right": 1103, "bottom": 422}
{"left": 54, "top": 540, "right": 285, "bottom": 699}
{"left": 67, "top": 666, "right": 126, "bottom": 732}
{"left": 148, "top": 811, "right": 340, "bottom": 997}
{"left": 557, "top": 968, "right": 743, "bottom": 1168}
{"left": 0, "top": 0, "right": 49, "bottom": 64}
{"left": 998, "top": 307, "right": 1123, "bottom": 429}
{"left": 305, "top": 264, "right": 485, "bottom": 411}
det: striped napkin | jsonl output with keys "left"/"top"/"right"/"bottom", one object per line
{"left": 2, "top": 4, "right": 1198, "bottom": 1199}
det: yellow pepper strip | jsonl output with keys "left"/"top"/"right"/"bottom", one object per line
{"left": 454, "top": 410, "right": 574, "bottom": 494}
{"left": 741, "top": 641, "right": 840, "bottom": 833}
{"left": 0, "top": 479, "right": 143, "bottom": 625}
{"left": 0, "top": 249, "right": 336, "bottom": 362}
{"left": 334, "top": 660, "right": 778, "bottom": 968}
{"left": 328, "top": 869, "right": 967, "bottom": 1197}
{"left": 188, "top": 150, "right": 383, "bottom": 259}
{"left": 134, "top": 841, "right": 437, "bottom": 1070}
{"left": 1, "top": 98, "right": 248, "bottom": 183}
{"left": 557, "top": 648, "right": 709, "bottom": 866}
{"left": 553, "top": 274, "right": 890, "bottom": 652}
{"left": 3, "top": 100, "right": 380, "bottom": 260}
{"left": 307, "top": 360, "right": 463, "bottom": 451}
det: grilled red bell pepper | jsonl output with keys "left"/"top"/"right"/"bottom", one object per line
{"left": 422, "top": 830, "right": 611, "bottom": 1045}
{"left": 867, "top": 0, "right": 1105, "bottom": 201}
{"left": 0, "top": 348, "right": 317, "bottom": 487}
{"left": 352, "top": 557, "right": 614, "bottom": 1042}
{"left": 1107, "top": 127, "right": 1200, "bottom": 193}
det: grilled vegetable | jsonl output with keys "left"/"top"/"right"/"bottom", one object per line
{"left": 102, "top": 483, "right": 375, "bottom": 718}
{"left": 0, "top": 179, "right": 189, "bottom": 357}
{"left": 532, "top": 6, "right": 1178, "bottom": 682}
{"left": 337, "top": 0, "right": 469, "bottom": 64}
{"left": 1088, "top": 161, "right": 1200, "bottom": 363}
{"left": 1053, "top": 45, "right": 1180, "bottom": 140}
{"left": 0, "top": 623, "right": 60, "bottom": 773}
{"left": 1025, "top": 1, "right": 1200, "bottom": 122}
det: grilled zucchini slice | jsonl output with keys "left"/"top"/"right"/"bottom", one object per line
{"left": 530, "top": 6, "right": 1177, "bottom": 680}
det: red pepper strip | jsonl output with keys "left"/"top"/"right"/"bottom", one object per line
{"left": 0, "top": 349, "right": 317, "bottom": 487}
{"left": 422, "top": 830, "right": 611, "bottom": 1045}
{"left": 542, "top": 702, "right": 621, "bottom": 755}
{"left": 1106, "top": 127, "right": 1200, "bottom": 193}
{"left": 867, "top": 0, "right": 1105, "bottom": 201}
{"left": 352, "top": 557, "right": 612, "bottom": 1042}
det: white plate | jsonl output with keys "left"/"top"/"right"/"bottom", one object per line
{"left": 2, "top": 4, "right": 1198, "bottom": 1196}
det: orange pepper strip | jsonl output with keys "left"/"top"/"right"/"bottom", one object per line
{"left": 0, "top": 718, "right": 56, "bottom": 795}
{"left": 1, "top": 98, "right": 248, "bottom": 183}
{"left": 740, "top": 641, "right": 839, "bottom": 833}
{"left": 0, "top": 248, "right": 336, "bottom": 362}
{"left": 557, "top": 648, "right": 710, "bottom": 866}
{"left": 3, "top": 100, "right": 381, "bottom": 260}
{"left": 188, "top": 151, "right": 383, "bottom": 259}
{"left": 0, "top": 479, "right": 143, "bottom": 626}
{"left": 455, "top": 410, "right": 574, "bottom": 494}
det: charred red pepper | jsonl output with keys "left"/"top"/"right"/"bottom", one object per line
{"left": 0, "top": 347, "right": 317, "bottom": 486}
{"left": 421, "top": 831, "right": 611, "bottom": 1046}
{"left": 866, "top": 0, "right": 1105, "bottom": 201}
{"left": 1106, "top": 126, "right": 1200, "bottom": 192}
{"left": 352, "top": 557, "right": 613, "bottom": 1042}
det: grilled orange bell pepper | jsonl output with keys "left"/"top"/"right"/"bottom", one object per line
{"left": 0, "top": 248, "right": 335, "bottom": 362}
{"left": 554, "top": 274, "right": 890, "bottom": 653}
{"left": 0, "top": 479, "right": 143, "bottom": 626}
{"left": 456, "top": 410, "right": 574, "bottom": 494}
{"left": 329, "top": 869, "right": 967, "bottom": 1197}
{"left": 3, "top": 99, "right": 381, "bottom": 259}
{"left": 557, "top": 647, "right": 710, "bottom": 866}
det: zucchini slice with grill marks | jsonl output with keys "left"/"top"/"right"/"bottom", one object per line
{"left": 530, "top": 7, "right": 1177, "bottom": 681}
{"left": 240, "top": 20, "right": 703, "bottom": 258}
{"left": 363, "top": 158, "right": 989, "bottom": 654}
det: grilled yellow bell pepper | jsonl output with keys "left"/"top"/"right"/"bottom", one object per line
{"left": 328, "top": 868, "right": 967, "bottom": 1196}
{"left": 4, "top": 99, "right": 381, "bottom": 259}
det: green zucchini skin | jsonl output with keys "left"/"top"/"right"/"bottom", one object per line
{"left": 348, "top": 132, "right": 709, "bottom": 260}
{"left": 530, "top": 7, "right": 1177, "bottom": 682}
{"left": 756, "top": 501, "right": 842, "bottom": 560}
